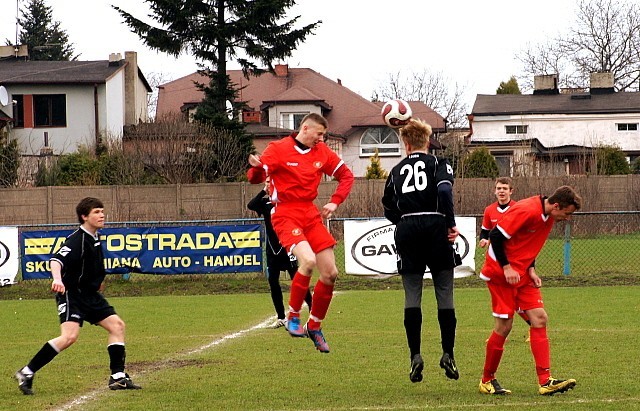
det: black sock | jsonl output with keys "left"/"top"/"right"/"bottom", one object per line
{"left": 438, "top": 308, "right": 457, "bottom": 357}
{"left": 404, "top": 307, "right": 422, "bottom": 358}
{"left": 27, "top": 342, "right": 59, "bottom": 373}
{"left": 108, "top": 344, "right": 126, "bottom": 375}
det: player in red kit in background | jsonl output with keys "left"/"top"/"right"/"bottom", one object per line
{"left": 479, "top": 177, "right": 532, "bottom": 335}
{"left": 479, "top": 177, "right": 516, "bottom": 249}
{"left": 247, "top": 113, "right": 354, "bottom": 353}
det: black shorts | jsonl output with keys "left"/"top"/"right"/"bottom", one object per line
{"left": 266, "top": 250, "right": 297, "bottom": 273}
{"left": 394, "top": 215, "right": 457, "bottom": 275}
{"left": 56, "top": 291, "right": 117, "bottom": 326}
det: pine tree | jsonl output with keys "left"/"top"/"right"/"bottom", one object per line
{"left": 18, "top": 0, "right": 75, "bottom": 61}
{"left": 496, "top": 76, "right": 521, "bottom": 94}
{"left": 0, "top": 134, "right": 19, "bottom": 187}
{"left": 365, "top": 149, "right": 388, "bottom": 179}
{"left": 114, "top": 0, "right": 320, "bottom": 130}
{"left": 461, "top": 147, "right": 499, "bottom": 178}
{"left": 596, "top": 145, "right": 631, "bottom": 175}
{"left": 115, "top": 1, "right": 319, "bottom": 182}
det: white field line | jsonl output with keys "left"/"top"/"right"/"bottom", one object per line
{"left": 54, "top": 316, "right": 274, "bottom": 411}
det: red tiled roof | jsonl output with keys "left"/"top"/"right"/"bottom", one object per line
{"left": 157, "top": 67, "right": 446, "bottom": 137}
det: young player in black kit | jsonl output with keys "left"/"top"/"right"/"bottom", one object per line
{"left": 382, "top": 118, "right": 460, "bottom": 384}
{"left": 15, "top": 197, "right": 141, "bottom": 395}
{"left": 248, "top": 180, "right": 312, "bottom": 328}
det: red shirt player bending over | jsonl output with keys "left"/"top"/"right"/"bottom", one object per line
{"left": 478, "top": 185, "right": 581, "bottom": 396}
{"left": 247, "top": 113, "right": 354, "bottom": 353}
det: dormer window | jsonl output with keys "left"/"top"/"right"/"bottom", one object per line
{"left": 360, "top": 127, "right": 400, "bottom": 157}
{"left": 505, "top": 125, "right": 527, "bottom": 134}
{"left": 280, "top": 112, "right": 308, "bottom": 130}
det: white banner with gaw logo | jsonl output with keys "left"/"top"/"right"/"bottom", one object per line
{"left": 0, "top": 227, "right": 19, "bottom": 286}
{"left": 344, "top": 217, "right": 476, "bottom": 279}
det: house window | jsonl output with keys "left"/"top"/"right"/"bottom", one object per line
{"left": 494, "top": 155, "right": 512, "bottom": 177}
{"left": 13, "top": 94, "right": 24, "bottom": 128}
{"left": 360, "top": 127, "right": 400, "bottom": 157}
{"left": 505, "top": 125, "right": 528, "bottom": 134}
{"left": 34, "top": 94, "right": 66, "bottom": 127}
{"left": 280, "top": 112, "right": 307, "bottom": 130}
{"left": 617, "top": 123, "right": 638, "bottom": 131}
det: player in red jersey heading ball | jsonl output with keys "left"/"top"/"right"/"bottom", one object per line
{"left": 247, "top": 113, "right": 354, "bottom": 353}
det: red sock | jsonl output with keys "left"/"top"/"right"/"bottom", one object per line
{"left": 529, "top": 327, "right": 551, "bottom": 384}
{"left": 482, "top": 331, "right": 507, "bottom": 383}
{"left": 288, "top": 272, "right": 311, "bottom": 314}
{"left": 307, "top": 281, "right": 334, "bottom": 330}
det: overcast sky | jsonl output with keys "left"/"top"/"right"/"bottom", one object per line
{"left": 1, "top": 0, "right": 578, "bottom": 110}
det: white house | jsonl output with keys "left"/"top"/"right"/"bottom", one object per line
{"left": 0, "top": 51, "right": 151, "bottom": 156}
{"left": 468, "top": 73, "right": 640, "bottom": 176}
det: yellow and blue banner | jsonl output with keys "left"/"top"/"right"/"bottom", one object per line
{"left": 21, "top": 225, "right": 262, "bottom": 279}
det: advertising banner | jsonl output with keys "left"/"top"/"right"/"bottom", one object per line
{"left": 344, "top": 217, "right": 477, "bottom": 279}
{"left": 0, "top": 227, "right": 19, "bottom": 286}
{"left": 21, "top": 225, "right": 262, "bottom": 279}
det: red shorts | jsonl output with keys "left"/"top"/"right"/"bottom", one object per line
{"left": 486, "top": 281, "right": 544, "bottom": 319}
{"left": 271, "top": 203, "right": 336, "bottom": 254}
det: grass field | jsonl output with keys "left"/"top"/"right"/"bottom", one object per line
{"left": 2, "top": 286, "right": 640, "bottom": 410}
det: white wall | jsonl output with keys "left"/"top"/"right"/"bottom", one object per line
{"left": 341, "top": 128, "right": 407, "bottom": 177}
{"left": 471, "top": 113, "right": 640, "bottom": 150}
{"left": 9, "top": 84, "right": 97, "bottom": 155}
{"left": 267, "top": 103, "right": 321, "bottom": 128}
{"left": 8, "top": 70, "right": 128, "bottom": 155}
{"left": 135, "top": 76, "right": 149, "bottom": 122}
{"left": 104, "top": 71, "right": 125, "bottom": 138}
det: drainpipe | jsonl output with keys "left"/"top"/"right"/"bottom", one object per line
{"left": 94, "top": 83, "right": 101, "bottom": 152}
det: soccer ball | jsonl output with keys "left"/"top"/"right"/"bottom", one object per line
{"left": 381, "top": 99, "right": 412, "bottom": 128}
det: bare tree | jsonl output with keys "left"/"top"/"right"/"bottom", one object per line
{"left": 123, "top": 115, "right": 248, "bottom": 183}
{"left": 124, "top": 119, "right": 206, "bottom": 184}
{"left": 145, "top": 72, "right": 173, "bottom": 120}
{"left": 374, "top": 69, "right": 469, "bottom": 129}
{"left": 518, "top": 0, "right": 640, "bottom": 92}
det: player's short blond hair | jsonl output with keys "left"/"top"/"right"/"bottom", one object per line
{"left": 400, "top": 118, "right": 432, "bottom": 150}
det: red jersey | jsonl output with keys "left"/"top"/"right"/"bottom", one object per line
{"left": 481, "top": 196, "right": 554, "bottom": 286}
{"left": 481, "top": 200, "right": 516, "bottom": 231}
{"left": 249, "top": 136, "right": 353, "bottom": 205}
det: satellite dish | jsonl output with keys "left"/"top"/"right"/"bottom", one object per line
{"left": 0, "top": 86, "right": 8, "bottom": 107}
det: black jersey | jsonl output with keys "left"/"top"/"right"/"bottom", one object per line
{"left": 382, "top": 153, "right": 454, "bottom": 224}
{"left": 50, "top": 227, "right": 106, "bottom": 293}
{"left": 247, "top": 190, "right": 286, "bottom": 257}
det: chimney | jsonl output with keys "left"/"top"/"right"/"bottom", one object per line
{"left": 533, "top": 74, "right": 559, "bottom": 95}
{"left": 124, "top": 51, "right": 141, "bottom": 124}
{"left": 242, "top": 111, "right": 261, "bottom": 124}
{"left": 589, "top": 72, "right": 615, "bottom": 94}
{"left": 274, "top": 64, "right": 288, "bottom": 77}
{"left": 337, "top": 78, "right": 342, "bottom": 86}
{"left": 108, "top": 52, "right": 122, "bottom": 66}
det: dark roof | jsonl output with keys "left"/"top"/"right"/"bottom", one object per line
{"left": 471, "top": 92, "right": 640, "bottom": 116}
{"left": 0, "top": 59, "right": 124, "bottom": 85}
{"left": 245, "top": 123, "right": 292, "bottom": 137}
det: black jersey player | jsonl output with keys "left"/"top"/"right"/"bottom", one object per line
{"left": 15, "top": 197, "right": 141, "bottom": 395}
{"left": 382, "top": 118, "right": 460, "bottom": 384}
